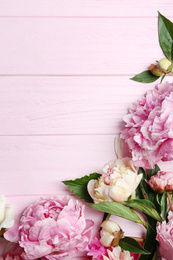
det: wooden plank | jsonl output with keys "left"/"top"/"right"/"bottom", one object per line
{"left": 0, "top": 0, "right": 172, "bottom": 17}
{"left": 1, "top": 134, "right": 171, "bottom": 196}
{"left": 0, "top": 17, "right": 164, "bottom": 75}
{"left": 0, "top": 76, "right": 162, "bottom": 135}
{"left": 0, "top": 135, "right": 115, "bottom": 196}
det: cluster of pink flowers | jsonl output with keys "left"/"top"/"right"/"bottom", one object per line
{"left": 3, "top": 196, "right": 93, "bottom": 260}
{"left": 2, "top": 81, "right": 173, "bottom": 260}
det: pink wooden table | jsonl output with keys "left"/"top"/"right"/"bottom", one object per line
{"left": 0, "top": 1, "right": 173, "bottom": 258}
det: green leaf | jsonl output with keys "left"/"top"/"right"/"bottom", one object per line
{"left": 62, "top": 173, "right": 101, "bottom": 203}
{"left": 90, "top": 202, "right": 143, "bottom": 224}
{"left": 158, "top": 12, "right": 173, "bottom": 59}
{"left": 136, "top": 168, "right": 161, "bottom": 213}
{"left": 161, "top": 193, "right": 167, "bottom": 220}
{"left": 130, "top": 71, "right": 160, "bottom": 83}
{"left": 139, "top": 221, "right": 157, "bottom": 260}
{"left": 148, "top": 165, "right": 160, "bottom": 179}
{"left": 152, "top": 251, "right": 157, "bottom": 260}
{"left": 123, "top": 199, "right": 162, "bottom": 222}
{"left": 120, "top": 237, "right": 150, "bottom": 255}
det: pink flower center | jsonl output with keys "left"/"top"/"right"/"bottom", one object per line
{"left": 104, "top": 167, "right": 114, "bottom": 185}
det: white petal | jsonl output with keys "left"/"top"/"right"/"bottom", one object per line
{"left": 0, "top": 218, "right": 14, "bottom": 229}
{"left": 101, "top": 220, "right": 120, "bottom": 233}
{"left": 4, "top": 204, "right": 15, "bottom": 220}
{"left": 100, "top": 231, "right": 114, "bottom": 247}
{"left": 87, "top": 179, "right": 97, "bottom": 201}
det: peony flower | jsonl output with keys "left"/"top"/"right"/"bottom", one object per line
{"left": 103, "top": 246, "right": 133, "bottom": 260}
{"left": 100, "top": 220, "right": 123, "bottom": 247}
{"left": 87, "top": 238, "right": 133, "bottom": 260}
{"left": 87, "top": 158, "right": 142, "bottom": 203}
{"left": 5, "top": 196, "right": 93, "bottom": 260}
{"left": 156, "top": 211, "right": 173, "bottom": 260}
{"left": 146, "top": 171, "right": 173, "bottom": 193}
{"left": 121, "top": 82, "right": 173, "bottom": 169}
{"left": 0, "top": 194, "right": 15, "bottom": 231}
{"left": 87, "top": 237, "right": 108, "bottom": 260}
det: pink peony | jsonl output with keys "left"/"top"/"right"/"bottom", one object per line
{"left": 156, "top": 211, "right": 173, "bottom": 260}
{"left": 5, "top": 196, "right": 93, "bottom": 260}
{"left": 87, "top": 238, "right": 133, "bottom": 260}
{"left": 146, "top": 171, "right": 173, "bottom": 193}
{"left": 87, "top": 237, "right": 108, "bottom": 260}
{"left": 121, "top": 82, "right": 173, "bottom": 169}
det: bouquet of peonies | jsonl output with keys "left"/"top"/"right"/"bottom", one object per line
{"left": 1, "top": 12, "right": 173, "bottom": 260}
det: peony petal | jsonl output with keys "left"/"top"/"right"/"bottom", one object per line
{"left": 4, "top": 222, "right": 20, "bottom": 243}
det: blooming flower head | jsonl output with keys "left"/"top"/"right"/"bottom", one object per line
{"left": 5, "top": 196, "right": 93, "bottom": 260}
{"left": 156, "top": 211, "right": 173, "bottom": 260}
{"left": 87, "top": 238, "right": 133, "bottom": 260}
{"left": 146, "top": 171, "right": 173, "bottom": 193}
{"left": 87, "top": 237, "right": 108, "bottom": 260}
{"left": 87, "top": 158, "right": 142, "bottom": 203}
{"left": 121, "top": 82, "right": 173, "bottom": 169}
{"left": 0, "top": 194, "right": 15, "bottom": 231}
{"left": 100, "top": 220, "right": 123, "bottom": 247}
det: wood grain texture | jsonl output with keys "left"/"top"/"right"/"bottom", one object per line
{"left": 0, "top": 17, "right": 163, "bottom": 75}
{"left": 0, "top": 1, "right": 172, "bottom": 258}
{"left": 0, "top": 76, "right": 160, "bottom": 135}
{"left": 0, "top": 135, "right": 115, "bottom": 196}
{"left": 0, "top": 0, "right": 172, "bottom": 17}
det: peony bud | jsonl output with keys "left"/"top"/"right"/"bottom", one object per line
{"left": 157, "top": 58, "right": 173, "bottom": 73}
{"left": 146, "top": 171, "right": 173, "bottom": 193}
{"left": 149, "top": 64, "right": 163, "bottom": 76}
{"left": 100, "top": 220, "right": 124, "bottom": 247}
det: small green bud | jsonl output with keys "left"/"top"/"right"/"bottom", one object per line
{"left": 149, "top": 64, "right": 163, "bottom": 76}
{"left": 157, "top": 58, "right": 173, "bottom": 73}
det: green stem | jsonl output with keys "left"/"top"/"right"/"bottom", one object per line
{"left": 131, "top": 209, "right": 146, "bottom": 228}
{"left": 160, "top": 74, "right": 166, "bottom": 83}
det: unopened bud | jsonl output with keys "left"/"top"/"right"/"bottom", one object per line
{"left": 100, "top": 220, "right": 124, "bottom": 247}
{"left": 149, "top": 64, "right": 163, "bottom": 76}
{"left": 157, "top": 58, "right": 173, "bottom": 73}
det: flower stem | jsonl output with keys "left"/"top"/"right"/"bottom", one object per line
{"left": 167, "top": 192, "right": 173, "bottom": 212}
{"left": 131, "top": 209, "right": 146, "bottom": 228}
{"left": 160, "top": 74, "right": 166, "bottom": 83}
